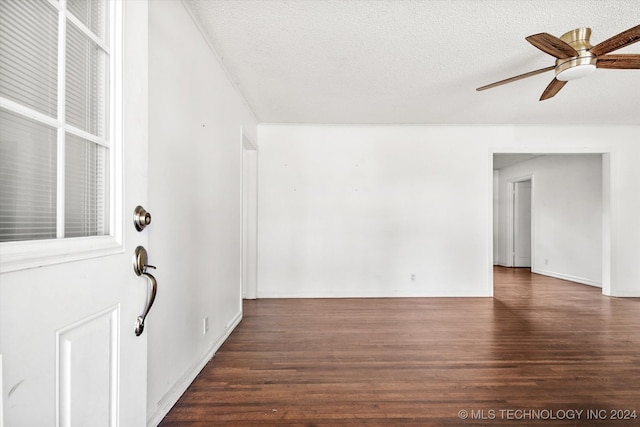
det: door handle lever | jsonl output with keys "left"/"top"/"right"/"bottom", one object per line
{"left": 132, "top": 246, "right": 158, "bottom": 336}
{"left": 135, "top": 271, "right": 157, "bottom": 336}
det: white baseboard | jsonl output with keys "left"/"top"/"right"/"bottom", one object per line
{"left": 257, "top": 290, "right": 492, "bottom": 298}
{"left": 607, "top": 289, "right": 640, "bottom": 297}
{"left": 147, "top": 310, "right": 243, "bottom": 427}
{"left": 532, "top": 268, "right": 602, "bottom": 288}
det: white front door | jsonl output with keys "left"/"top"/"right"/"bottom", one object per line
{"left": 0, "top": 2, "right": 150, "bottom": 425}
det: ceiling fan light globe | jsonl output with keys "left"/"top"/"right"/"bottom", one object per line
{"left": 555, "top": 54, "right": 598, "bottom": 81}
{"left": 556, "top": 63, "right": 597, "bottom": 81}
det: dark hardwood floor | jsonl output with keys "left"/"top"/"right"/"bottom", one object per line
{"left": 159, "top": 267, "right": 640, "bottom": 426}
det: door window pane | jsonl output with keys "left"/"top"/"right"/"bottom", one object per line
{"left": 67, "top": 0, "right": 108, "bottom": 42}
{"left": 65, "top": 133, "right": 109, "bottom": 238}
{"left": 66, "top": 20, "right": 108, "bottom": 138}
{"left": 0, "top": 109, "right": 57, "bottom": 242}
{"left": 0, "top": 0, "right": 58, "bottom": 117}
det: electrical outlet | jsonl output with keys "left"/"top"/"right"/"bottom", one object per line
{"left": 545, "top": 259, "right": 549, "bottom": 265}
{"left": 203, "top": 317, "right": 209, "bottom": 334}
{"left": 410, "top": 274, "right": 416, "bottom": 281}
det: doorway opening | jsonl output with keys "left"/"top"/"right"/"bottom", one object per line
{"left": 491, "top": 153, "right": 608, "bottom": 294}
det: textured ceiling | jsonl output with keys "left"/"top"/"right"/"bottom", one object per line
{"left": 183, "top": 0, "right": 640, "bottom": 125}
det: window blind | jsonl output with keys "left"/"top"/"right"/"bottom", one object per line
{"left": 0, "top": 0, "right": 59, "bottom": 117}
{"left": 65, "top": 133, "right": 108, "bottom": 238}
{"left": 0, "top": 109, "right": 58, "bottom": 241}
{"left": 0, "top": 0, "right": 110, "bottom": 243}
{"left": 67, "top": 0, "right": 108, "bottom": 43}
{"left": 66, "top": 19, "right": 108, "bottom": 138}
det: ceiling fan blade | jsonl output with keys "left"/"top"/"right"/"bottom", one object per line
{"left": 476, "top": 66, "right": 555, "bottom": 91}
{"left": 590, "top": 24, "right": 640, "bottom": 56}
{"left": 596, "top": 54, "right": 640, "bottom": 69}
{"left": 539, "top": 78, "right": 567, "bottom": 101}
{"left": 526, "top": 33, "right": 578, "bottom": 58}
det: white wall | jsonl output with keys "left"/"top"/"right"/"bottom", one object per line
{"left": 257, "top": 125, "right": 499, "bottom": 298}
{"left": 147, "top": 1, "right": 257, "bottom": 424}
{"left": 257, "top": 125, "right": 640, "bottom": 298}
{"left": 495, "top": 155, "right": 603, "bottom": 286}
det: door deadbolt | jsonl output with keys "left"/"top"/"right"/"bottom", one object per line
{"left": 134, "top": 205, "right": 151, "bottom": 231}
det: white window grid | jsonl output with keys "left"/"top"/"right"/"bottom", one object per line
{"left": 0, "top": 0, "right": 123, "bottom": 272}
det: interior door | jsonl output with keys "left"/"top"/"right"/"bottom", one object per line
{"left": 0, "top": 2, "right": 150, "bottom": 425}
{"left": 513, "top": 180, "right": 532, "bottom": 267}
{"left": 242, "top": 136, "right": 258, "bottom": 300}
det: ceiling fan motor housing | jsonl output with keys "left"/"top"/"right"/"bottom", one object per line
{"left": 555, "top": 27, "right": 597, "bottom": 81}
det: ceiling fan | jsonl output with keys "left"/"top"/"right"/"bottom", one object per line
{"left": 477, "top": 24, "right": 640, "bottom": 100}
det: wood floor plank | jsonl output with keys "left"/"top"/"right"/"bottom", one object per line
{"left": 159, "top": 268, "right": 640, "bottom": 426}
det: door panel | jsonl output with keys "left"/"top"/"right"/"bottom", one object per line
{"left": 57, "top": 307, "right": 118, "bottom": 426}
{"left": 0, "top": 2, "right": 149, "bottom": 425}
